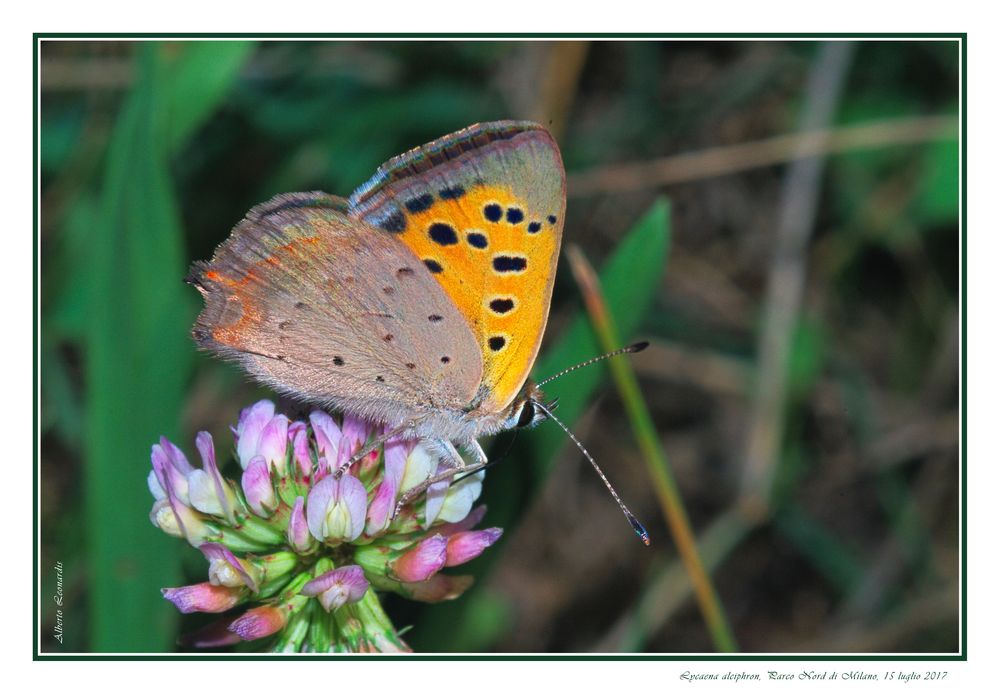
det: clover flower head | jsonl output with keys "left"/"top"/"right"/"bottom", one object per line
{"left": 149, "top": 400, "right": 502, "bottom": 652}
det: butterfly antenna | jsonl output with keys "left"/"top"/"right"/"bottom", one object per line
{"left": 532, "top": 400, "right": 650, "bottom": 546}
{"left": 536, "top": 341, "right": 649, "bottom": 387}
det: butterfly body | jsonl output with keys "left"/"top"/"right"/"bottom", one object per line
{"left": 190, "top": 121, "right": 564, "bottom": 458}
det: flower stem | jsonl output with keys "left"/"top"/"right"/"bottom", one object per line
{"left": 566, "top": 244, "right": 739, "bottom": 653}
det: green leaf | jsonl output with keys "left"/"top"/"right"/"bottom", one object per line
{"left": 84, "top": 44, "right": 196, "bottom": 652}
{"left": 165, "top": 41, "right": 256, "bottom": 151}
{"left": 529, "top": 198, "right": 672, "bottom": 479}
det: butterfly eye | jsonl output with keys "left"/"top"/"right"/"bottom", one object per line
{"left": 515, "top": 401, "right": 536, "bottom": 429}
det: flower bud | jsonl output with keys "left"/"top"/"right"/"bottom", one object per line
{"left": 389, "top": 534, "right": 448, "bottom": 583}
{"left": 162, "top": 582, "right": 244, "bottom": 613}
{"left": 309, "top": 411, "right": 342, "bottom": 472}
{"left": 235, "top": 400, "right": 276, "bottom": 469}
{"left": 150, "top": 440, "right": 190, "bottom": 505}
{"left": 257, "top": 415, "right": 289, "bottom": 476}
{"left": 149, "top": 499, "right": 184, "bottom": 538}
{"left": 445, "top": 528, "right": 503, "bottom": 567}
{"left": 286, "top": 496, "right": 313, "bottom": 553}
{"left": 289, "top": 423, "right": 312, "bottom": 477}
{"left": 242, "top": 456, "right": 277, "bottom": 518}
{"left": 337, "top": 415, "right": 372, "bottom": 468}
{"left": 229, "top": 605, "right": 287, "bottom": 642}
{"left": 365, "top": 437, "right": 408, "bottom": 535}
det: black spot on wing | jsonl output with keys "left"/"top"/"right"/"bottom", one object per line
{"left": 428, "top": 314, "right": 443, "bottom": 322}
{"left": 547, "top": 214, "right": 557, "bottom": 225}
{"left": 467, "top": 232, "right": 488, "bottom": 249}
{"left": 380, "top": 211, "right": 407, "bottom": 233}
{"left": 493, "top": 255, "right": 527, "bottom": 273}
{"left": 405, "top": 193, "right": 434, "bottom": 213}
{"left": 423, "top": 259, "right": 444, "bottom": 274}
{"left": 528, "top": 221, "right": 542, "bottom": 233}
{"left": 506, "top": 207, "right": 524, "bottom": 224}
{"left": 333, "top": 356, "right": 345, "bottom": 366}
{"left": 429, "top": 223, "right": 458, "bottom": 245}
{"left": 488, "top": 336, "right": 507, "bottom": 352}
{"left": 439, "top": 185, "right": 465, "bottom": 200}
{"left": 484, "top": 203, "right": 503, "bottom": 222}
{"left": 489, "top": 298, "right": 515, "bottom": 314}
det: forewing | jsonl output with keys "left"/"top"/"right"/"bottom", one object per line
{"left": 189, "top": 192, "right": 483, "bottom": 424}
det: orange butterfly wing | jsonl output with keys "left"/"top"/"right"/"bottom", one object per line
{"left": 349, "top": 121, "right": 566, "bottom": 412}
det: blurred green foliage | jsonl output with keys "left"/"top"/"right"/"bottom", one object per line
{"left": 39, "top": 39, "right": 959, "bottom": 654}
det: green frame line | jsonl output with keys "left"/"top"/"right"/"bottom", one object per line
{"left": 32, "top": 32, "right": 967, "bottom": 661}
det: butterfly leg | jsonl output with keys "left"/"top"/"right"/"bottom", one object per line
{"left": 392, "top": 438, "right": 484, "bottom": 518}
{"left": 332, "top": 422, "right": 412, "bottom": 479}
{"left": 463, "top": 440, "right": 489, "bottom": 467}
{"left": 393, "top": 458, "right": 489, "bottom": 519}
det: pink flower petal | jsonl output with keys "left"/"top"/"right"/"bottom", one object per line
{"left": 199, "top": 542, "right": 259, "bottom": 592}
{"left": 242, "top": 455, "right": 276, "bottom": 517}
{"left": 162, "top": 582, "right": 243, "bottom": 613}
{"left": 159, "top": 436, "right": 194, "bottom": 475}
{"left": 301, "top": 565, "right": 369, "bottom": 612}
{"left": 161, "top": 466, "right": 210, "bottom": 546}
{"left": 257, "top": 415, "right": 289, "bottom": 474}
{"left": 306, "top": 474, "right": 368, "bottom": 542}
{"left": 309, "top": 411, "right": 342, "bottom": 465}
{"left": 390, "top": 534, "right": 448, "bottom": 582}
{"left": 151, "top": 443, "right": 189, "bottom": 504}
{"left": 445, "top": 528, "right": 503, "bottom": 566}
{"left": 336, "top": 474, "right": 368, "bottom": 541}
{"left": 236, "top": 400, "right": 276, "bottom": 468}
{"left": 287, "top": 496, "right": 311, "bottom": 552}
{"left": 364, "top": 436, "right": 411, "bottom": 534}
{"left": 228, "top": 606, "right": 286, "bottom": 641}
{"left": 290, "top": 424, "right": 313, "bottom": 477}
{"left": 337, "top": 415, "right": 372, "bottom": 468}
{"left": 194, "top": 432, "right": 234, "bottom": 521}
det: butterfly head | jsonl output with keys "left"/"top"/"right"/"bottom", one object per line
{"left": 504, "top": 380, "right": 553, "bottom": 431}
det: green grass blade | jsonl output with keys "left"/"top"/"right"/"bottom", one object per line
{"left": 84, "top": 44, "right": 196, "bottom": 652}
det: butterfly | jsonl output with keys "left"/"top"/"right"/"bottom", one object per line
{"left": 189, "top": 120, "right": 648, "bottom": 542}
{"left": 190, "top": 121, "right": 562, "bottom": 467}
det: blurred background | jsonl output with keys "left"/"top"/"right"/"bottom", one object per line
{"left": 38, "top": 39, "right": 960, "bottom": 654}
